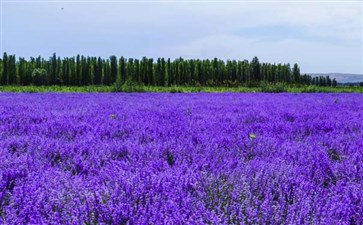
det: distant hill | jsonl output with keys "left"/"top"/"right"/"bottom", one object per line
{"left": 308, "top": 73, "right": 363, "bottom": 84}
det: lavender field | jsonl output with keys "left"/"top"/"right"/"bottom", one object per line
{"left": 0, "top": 93, "right": 362, "bottom": 224}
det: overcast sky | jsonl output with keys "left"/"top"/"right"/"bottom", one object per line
{"left": 1, "top": 0, "right": 362, "bottom": 74}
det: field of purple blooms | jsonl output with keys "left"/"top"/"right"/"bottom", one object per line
{"left": 0, "top": 93, "right": 362, "bottom": 224}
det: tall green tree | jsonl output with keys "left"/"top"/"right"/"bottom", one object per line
{"left": 250, "top": 56, "right": 260, "bottom": 82}
{"left": 148, "top": 58, "right": 154, "bottom": 85}
{"left": 167, "top": 58, "right": 172, "bottom": 86}
{"left": 81, "top": 57, "right": 90, "bottom": 85}
{"left": 8, "top": 55, "right": 17, "bottom": 85}
{"left": 103, "top": 59, "right": 111, "bottom": 85}
{"left": 134, "top": 59, "right": 140, "bottom": 83}
{"left": 127, "top": 58, "right": 134, "bottom": 82}
{"left": 61, "top": 58, "right": 69, "bottom": 85}
{"left": 161, "top": 58, "right": 166, "bottom": 86}
{"left": 18, "top": 57, "right": 26, "bottom": 85}
{"left": 110, "top": 55, "right": 118, "bottom": 84}
{"left": 94, "top": 57, "right": 102, "bottom": 85}
{"left": 3, "top": 54, "right": 10, "bottom": 84}
{"left": 119, "top": 57, "right": 126, "bottom": 84}
{"left": 76, "top": 54, "right": 81, "bottom": 86}
{"left": 50, "top": 53, "right": 57, "bottom": 84}
{"left": 292, "top": 63, "right": 300, "bottom": 84}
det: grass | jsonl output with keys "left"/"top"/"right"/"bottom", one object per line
{"left": 0, "top": 85, "right": 362, "bottom": 93}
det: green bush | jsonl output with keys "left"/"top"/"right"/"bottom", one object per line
{"left": 169, "top": 86, "right": 182, "bottom": 93}
{"left": 260, "top": 82, "right": 287, "bottom": 93}
{"left": 0, "top": 85, "right": 362, "bottom": 93}
{"left": 112, "top": 77, "right": 146, "bottom": 93}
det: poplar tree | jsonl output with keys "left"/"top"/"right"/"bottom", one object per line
{"left": 292, "top": 63, "right": 300, "bottom": 84}
{"left": 119, "top": 57, "right": 126, "bottom": 84}
{"left": 1, "top": 53, "right": 8, "bottom": 85}
{"left": 103, "top": 60, "right": 111, "bottom": 85}
{"left": 110, "top": 55, "right": 117, "bottom": 84}
{"left": 250, "top": 56, "right": 260, "bottom": 82}
{"left": 18, "top": 57, "right": 26, "bottom": 85}
{"left": 148, "top": 58, "right": 154, "bottom": 85}
{"left": 8, "top": 55, "right": 17, "bottom": 85}
{"left": 76, "top": 54, "right": 81, "bottom": 86}
{"left": 94, "top": 57, "right": 102, "bottom": 85}
{"left": 51, "top": 53, "right": 57, "bottom": 84}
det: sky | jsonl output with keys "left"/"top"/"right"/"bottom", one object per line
{"left": 1, "top": 0, "right": 362, "bottom": 74}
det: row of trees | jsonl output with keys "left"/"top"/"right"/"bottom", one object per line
{"left": 0, "top": 52, "right": 337, "bottom": 87}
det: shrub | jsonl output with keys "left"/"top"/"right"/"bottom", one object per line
{"left": 112, "top": 78, "right": 145, "bottom": 92}
{"left": 260, "top": 81, "right": 287, "bottom": 93}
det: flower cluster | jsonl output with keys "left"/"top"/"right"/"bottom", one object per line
{"left": 0, "top": 93, "right": 362, "bottom": 224}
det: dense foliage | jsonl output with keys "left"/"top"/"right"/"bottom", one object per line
{"left": 1, "top": 85, "right": 362, "bottom": 93}
{"left": 0, "top": 53, "right": 336, "bottom": 87}
{"left": 0, "top": 93, "right": 362, "bottom": 224}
